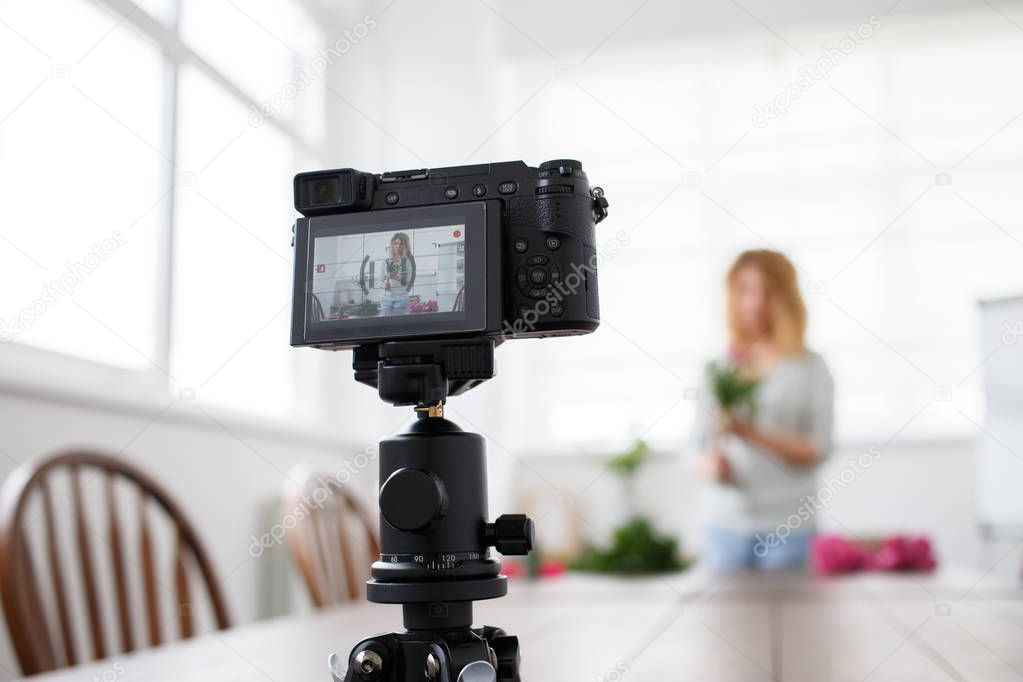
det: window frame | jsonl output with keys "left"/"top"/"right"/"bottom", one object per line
{"left": 0, "top": 0, "right": 334, "bottom": 437}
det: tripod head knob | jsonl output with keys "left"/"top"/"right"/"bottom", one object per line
{"left": 485, "top": 514, "right": 534, "bottom": 556}
{"left": 379, "top": 468, "right": 447, "bottom": 532}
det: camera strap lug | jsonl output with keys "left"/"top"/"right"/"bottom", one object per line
{"left": 591, "top": 186, "right": 609, "bottom": 224}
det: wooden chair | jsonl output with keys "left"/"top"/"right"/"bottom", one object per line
{"left": 284, "top": 471, "right": 379, "bottom": 608}
{"left": 0, "top": 451, "right": 231, "bottom": 675}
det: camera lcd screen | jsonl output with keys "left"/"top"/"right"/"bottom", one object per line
{"left": 297, "top": 203, "right": 489, "bottom": 346}
{"left": 312, "top": 225, "right": 467, "bottom": 321}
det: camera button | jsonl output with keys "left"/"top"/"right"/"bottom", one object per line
{"left": 513, "top": 238, "right": 528, "bottom": 253}
{"left": 525, "top": 255, "right": 549, "bottom": 266}
{"left": 550, "top": 304, "right": 564, "bottom": 317}
{"left": 526, "top": 288, "right": 547, "bottom": 299}
{"left": 529, "top": 268, "right": 548, "bottom": 285}
{"left": 498, "top": 181, "right": 518, "bottom": 194}
{"left": 517, "top": 267, "right": 529, "bottom": 290}
{"left": 545, "top": 236, "right": 561, "bottom": 251}
{"left": 472, "top": 183, "right": 487, "bottom": 197}
{"left": 385, "top": 191, "right": 399, "bottom": 205}
{"left": 550, "top": 265, "right": 561, "bottom": 282}
{"left": 444, "top": 186, "right": 459, "bottom": 200}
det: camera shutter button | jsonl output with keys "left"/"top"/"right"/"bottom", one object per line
{"left": 379, "top": 468, "right": 447, "bottom": 531}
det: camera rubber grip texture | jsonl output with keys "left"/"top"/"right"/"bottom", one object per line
{"left": 509, "top": 195, "right": 597, "bottom": 245}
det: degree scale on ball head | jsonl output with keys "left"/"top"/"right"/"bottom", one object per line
{"left": 383, "top": 551, "right": 485, "bottom": 571}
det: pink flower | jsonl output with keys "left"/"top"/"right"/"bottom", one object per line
{"left": 811, "top": 535, "right": 869, "bottom": 575}
{"left": 540, "top": 559, "right": 567, "bottom": 577}
{"left": 811, "top": 534, "right": 937, "bottom": 576}
{"left": 870, "top": 535, "right": 936, "bottom": 572}
{"left": 501, "top": 559, "right": 525, "bottom": 578}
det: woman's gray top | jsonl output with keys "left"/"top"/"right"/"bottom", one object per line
{"left": 691, "top": 351, "right": 835, "bottom": 533}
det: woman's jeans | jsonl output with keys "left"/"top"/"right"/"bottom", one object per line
{"left": 380, "top": 297, "right": 408, "bottom": 316}
{"left": 701, "top": 525, "right": 813, "bottom": 571}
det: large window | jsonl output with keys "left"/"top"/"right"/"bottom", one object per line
{"left": 0, "top": 1, "right": 167, "bottom": 370}
{"left": 0, "top": 0, "right": 328, "bottom": 418}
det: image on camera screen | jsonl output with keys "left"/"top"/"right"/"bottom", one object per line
{"left": 311, "top": 224, "right": 466, "bottom": 321}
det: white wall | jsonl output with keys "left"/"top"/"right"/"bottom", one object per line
{"left": 515, "top": 439, "right": 1013, "bottom": 577}
{"left": 316, "top": 0, "right": 1023, "bottom": 559}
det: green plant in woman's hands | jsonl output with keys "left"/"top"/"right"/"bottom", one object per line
{"left": 708, "top": 358, "right": 759, "bottom": 430}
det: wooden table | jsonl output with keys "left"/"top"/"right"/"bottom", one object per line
{"left": 24, "top": 570, "right": 1023, "bottom": 682}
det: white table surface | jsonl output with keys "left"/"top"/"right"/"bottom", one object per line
{"left": 22, "top": 569, "right": 1023, "bottom": 682}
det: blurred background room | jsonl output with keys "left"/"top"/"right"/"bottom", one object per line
{"left": 0, "top": 0, "right": 1022, "bottom": 680}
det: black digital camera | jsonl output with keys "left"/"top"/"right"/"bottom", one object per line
{"left": 290, "top": 159, "right": 608, "bottom": 350}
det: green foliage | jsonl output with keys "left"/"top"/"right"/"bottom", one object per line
{"left": 572, "top": 517, "right": 687, "bottom": 574}
{"left": 353, "top": 299, "right": 381, "bottom": 317}
{"left": 607, "top": 439, "right": 650, "bottom": 477}
{"left": 708, "top": 361, "right": 758, "bottom": 414}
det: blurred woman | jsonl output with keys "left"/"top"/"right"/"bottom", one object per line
{"left": 380, "top": 232, "right": 413, "bottom": 316}
{"left": 692, "top": 250, "right": 834, "bottom": 571}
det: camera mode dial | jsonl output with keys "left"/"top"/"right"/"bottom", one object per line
{"left": 539, "top": 159, "right": 582, "bottom": 176}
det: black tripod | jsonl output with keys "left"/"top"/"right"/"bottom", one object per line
{"left": 331, "top": 337, "right": 532, "bottom": 682}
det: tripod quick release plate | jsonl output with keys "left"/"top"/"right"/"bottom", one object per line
{"left": 353, "top": 338, "right": 499, "bottom": 407}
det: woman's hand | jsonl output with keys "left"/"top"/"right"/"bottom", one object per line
{"left": 726, "top": 412, "right": 821, "bottom": 468}
{"left": 727, "top": 413, "right": 754, "bottom": 439}
{"left": 698, "top": 448, "right": 733, "bottom": 483}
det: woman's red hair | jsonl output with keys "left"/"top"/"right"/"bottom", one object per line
{"left": 726, "top": 250, "right": 806, "bottom": 355}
